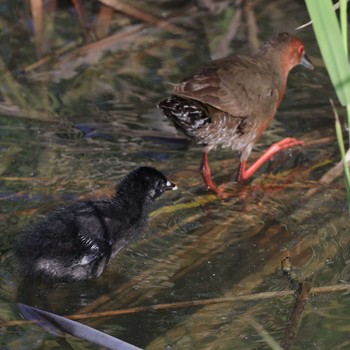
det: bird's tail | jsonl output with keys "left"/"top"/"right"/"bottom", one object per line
{"left": 158, "top": 95, "right": 211, "bottom": 138}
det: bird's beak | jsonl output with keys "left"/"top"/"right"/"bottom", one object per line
{"left": 300, "top": 52, "right": 314, "bottom": 70}
{"left": 165, "top": 180, "right": 178, "bottom": 191}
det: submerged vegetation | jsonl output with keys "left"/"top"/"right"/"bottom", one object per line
{"left": 0, "top": 1, "right": 350, "bottom": 349}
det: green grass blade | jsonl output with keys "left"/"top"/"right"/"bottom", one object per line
{"left": 331, "top": 100, "right": 350, "bottom": 206}
{"left": 339, "top": 0, "right": 350, "bottom": 143}
{"left": 305, "top": 0, "right": 350, "bottom": 106}
{"left": 340, "top": 0, "right": 348, "bottom": 58}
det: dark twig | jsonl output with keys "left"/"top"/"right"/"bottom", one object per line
{"left": 280, "top": 281, "right": 312, "bottom": 350}
{"left": 280, "top": 257, "right": 313, "bottom": 350}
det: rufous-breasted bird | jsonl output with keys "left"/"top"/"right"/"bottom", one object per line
{"left": 158, "top": 32, "right": 313, "bottom": 193}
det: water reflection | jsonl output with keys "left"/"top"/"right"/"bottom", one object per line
{"left": 0, "top": 0, "right": 349, "bottom": 349}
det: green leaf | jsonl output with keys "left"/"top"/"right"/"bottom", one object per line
{"left": 332, "top": 100, "right": 350, "bottom": 206}
{"left": 305, "top": 0, "right": 350, "bottom": 106}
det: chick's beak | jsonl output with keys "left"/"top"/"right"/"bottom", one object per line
{"left": 166, "top": 180, "right": 178, "bottom": 191}
{"left": 300, "top": 52, "right": 314, "bottom": 70}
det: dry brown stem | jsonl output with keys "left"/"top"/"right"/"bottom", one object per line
{"left": 98, "top": 0, "right": 185, "bottom": 35}
{"left": 2, "top": 283, "right": 350, "bottom": 328}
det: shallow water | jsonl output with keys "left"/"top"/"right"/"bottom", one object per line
{"left": 0, "top": 1, "right": 349, "bottom": 349}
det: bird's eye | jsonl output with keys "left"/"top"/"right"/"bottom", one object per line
{"left": 297, "top": 45, "right": 304, "bottom": 56}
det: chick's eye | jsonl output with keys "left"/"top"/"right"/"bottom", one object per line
{"left": 297, "top": 45, "right": 304, "bottom": 56}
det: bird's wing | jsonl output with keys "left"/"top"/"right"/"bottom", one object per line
{"left": 173, "top": 55, "right": 280, "bottom": 118}
{"left": 54, "top": 201, "right": 113, "bottom": 263}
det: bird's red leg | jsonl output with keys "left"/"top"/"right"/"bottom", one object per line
{"left": 237, "top": 137, "right": 304, "bottom": 182}
{"left": 236, "top": 160, "right": 246, "bottom": 182}
{"left": 200, "top": 151, "right": 219, "bottom": 193}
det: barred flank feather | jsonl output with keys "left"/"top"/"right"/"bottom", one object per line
{"left": 158, "top": 95, "right": 211, "bottom": 138}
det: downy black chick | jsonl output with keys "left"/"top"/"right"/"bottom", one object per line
{"left": 15, "top": 167, "right": 177, "bottom": 282}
